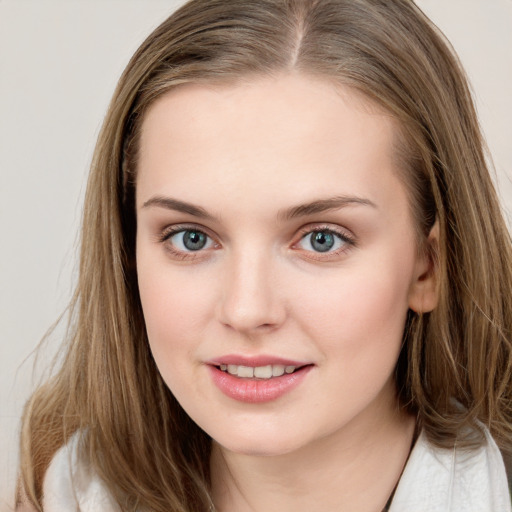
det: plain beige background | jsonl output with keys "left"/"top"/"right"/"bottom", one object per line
{"left": 1, "top": 1, "right": 511, "bottom": 510}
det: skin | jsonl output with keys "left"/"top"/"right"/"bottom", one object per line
{"left": 136, "top": 73, "right": 437, "bottom": 512}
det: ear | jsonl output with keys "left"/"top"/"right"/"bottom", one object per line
{"left": 408, "top": 221, "right": 439, "bottom": 314}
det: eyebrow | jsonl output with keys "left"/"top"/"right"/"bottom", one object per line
{"left": 141, "top": 194, "right": 377, "bottom": 220}
{"left": 142, "top": 196, "right": 215, "bottom": 219}
{"left": 279, "top": 195, "right": 377, "bottom": 220}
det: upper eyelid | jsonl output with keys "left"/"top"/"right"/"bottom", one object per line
{"left": 295, "top": 223, "right": 355, "bottom": 240}
{"left": 160, "top": 223, "right": 215, "bottom": 241}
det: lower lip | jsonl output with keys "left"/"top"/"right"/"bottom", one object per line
{"left": 207, "top": 365, "right": 312, "bottom": 403}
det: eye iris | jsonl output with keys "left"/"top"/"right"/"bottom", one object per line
{"left": 311, "top": 231, "right": 335, "bottom": 252}
{"left": 183, "top": 231, "right": 207, "bottom": 251}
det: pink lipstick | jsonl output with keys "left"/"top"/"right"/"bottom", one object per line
{"left": 206, "top": 355, "right": 313, "bottom": 403}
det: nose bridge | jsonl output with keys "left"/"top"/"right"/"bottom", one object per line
{"left": 218, "top": 243, "right": 284, "bottom": 333}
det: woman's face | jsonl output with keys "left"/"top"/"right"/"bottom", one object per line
{"left": 135, "top": 74, "right": 436, "bottom": 456}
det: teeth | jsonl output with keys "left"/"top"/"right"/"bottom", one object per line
{"left": 237, "top": 365, "right": 254, "bottom": 378}
{"left": 220, "top": 364, "right": 297, "bottom": 379}
{"left": 272, "top": 365, "right": 285, "bottom": 377}
{"left": 254, "top": 365, "right": 272, "bottom": 378}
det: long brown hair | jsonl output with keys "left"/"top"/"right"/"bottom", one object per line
{"left": 19, "top": 1, "right": 512, "bottom": 510}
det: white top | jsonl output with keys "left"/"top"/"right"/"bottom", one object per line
{"left": 389, "top": 428, "right": 511, "bottom": 512}
{"left": 43, "top": 428, "right": 511, "bottom": 512}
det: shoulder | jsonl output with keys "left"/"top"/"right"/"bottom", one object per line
{"left": 43, "top": 432, "right": 121, "bottom": 512}
{"left": 390, "top": 426, "right": 512, "bottom": 512}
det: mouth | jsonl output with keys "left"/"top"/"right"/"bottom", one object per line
{"left": 215, "top": 363, "right": 308, "bottom": 379}
{"left": 207, "top": 357, "right": 313, "bottom": 403}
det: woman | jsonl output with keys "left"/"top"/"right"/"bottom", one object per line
{"left": 18, "top": 1, "right": 512, "bottom": 511}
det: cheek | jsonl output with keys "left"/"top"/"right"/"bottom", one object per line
{"left": 292, "top": 265, "right": 412, "bottom": 419}
{"left": 294, "top": 258, "right": 413, "bottom": 359}
{"left": 137, "top": 257, "right": 216, "bottom": 366}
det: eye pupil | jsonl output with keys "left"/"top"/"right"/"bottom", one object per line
{"left": 183, "top": 230, "right": 207, "bottom": 251}
{"left": 311, "top": 231, "right": 335, "bottom": 252}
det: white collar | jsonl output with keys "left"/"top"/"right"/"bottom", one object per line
{"left": 390, "top": 427, "right": 511, "bottom": 512}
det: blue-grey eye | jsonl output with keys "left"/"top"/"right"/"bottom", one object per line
{"left": 311, "top": 232, "right": 335, "bottom": 252}
{"left": 298, "top": 230, "right": 345, "bottom": 253}
{"left": 169, "top": 229, "right": 213, "bottom": 252}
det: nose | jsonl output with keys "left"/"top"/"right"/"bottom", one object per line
{"left": 217, "top": 249, "right": 286, "bottom": 334}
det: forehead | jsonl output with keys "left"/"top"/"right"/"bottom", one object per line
{"left": 140, "top": 73, "right": 393, "bottom": 148}
{"left": 136, "top": 73, "right": 405, "bottom": 216}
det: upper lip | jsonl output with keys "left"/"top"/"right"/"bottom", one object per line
{"left": 206, "top": 354, "right": 310, "bottom": 367}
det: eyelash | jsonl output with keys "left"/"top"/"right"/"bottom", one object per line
{"left": 158, "top": 223, "right": 356, "bottom": 261}
{"left": 293, "top": 225, "right": 356, "bottom": 260}
{"left": 159, "top": 224, "right": 218, "bottom": 261}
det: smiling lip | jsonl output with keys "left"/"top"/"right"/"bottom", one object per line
{"left": 206, "top": 354, "right": 313, "bottom": 403}
{"left": 207, "top": 354, "right": 306, "bottom": 367}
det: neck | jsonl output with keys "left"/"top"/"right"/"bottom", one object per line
{"left": 210, "top": 386, "right": 415, "bottom": 512}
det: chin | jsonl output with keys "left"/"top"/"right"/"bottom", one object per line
{"left": 214, "top": 436, "right": 302, "bottom": 457}
{"left": 207, "top": 422, "right": 320, "bottom": 458}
